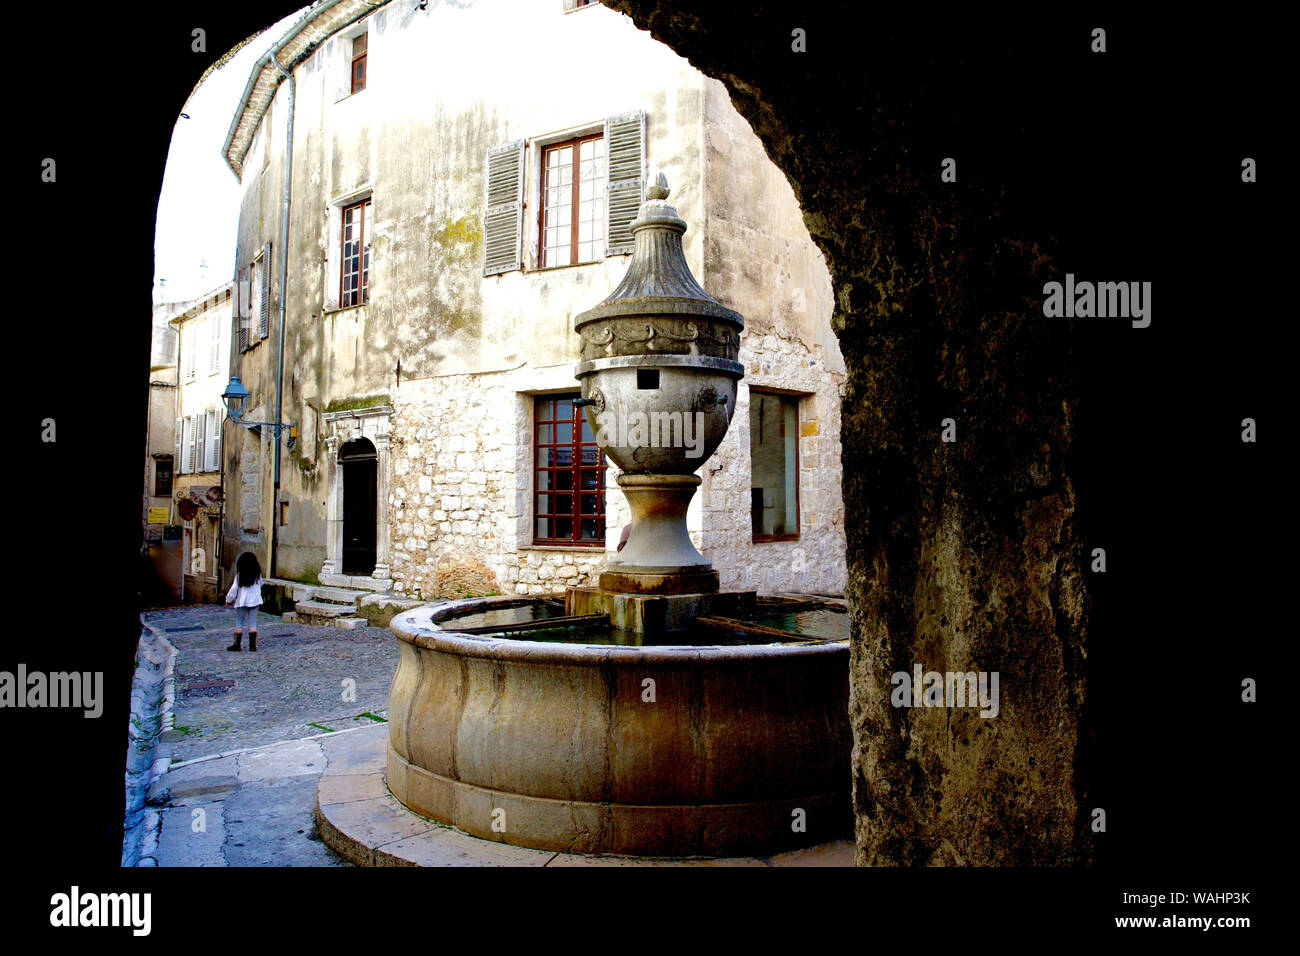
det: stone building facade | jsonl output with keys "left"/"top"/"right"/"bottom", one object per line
{"left": 220, "top": 0, "right": 846, "bottom": 599}
{"left": 143, "top": 298, "right": 184, "bottom": 602}
{"left": 170, "top": 284, "right": 234, "bottom": 603}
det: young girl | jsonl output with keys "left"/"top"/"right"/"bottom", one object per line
{"left": 224, "top": 551, "right": 265, "bottom": 652}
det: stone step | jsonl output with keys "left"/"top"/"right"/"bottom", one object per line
{"left": 311, "top": 586, "right": 368, "bottom": 606}
{"left": 334, "top": 617, "right": 368, "bottom": 630}
{"left": 319, "top": 572, "right": 392, "bottom": 592}
{"left": 294, "top": 601, "right": 358, "bottom": 622}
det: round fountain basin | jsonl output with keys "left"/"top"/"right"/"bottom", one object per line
{"left": 386, "top": 596, "right": 851, "bottom": 857}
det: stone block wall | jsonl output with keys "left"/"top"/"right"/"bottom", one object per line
{"left": 386, "top": 365, "right": 629, "bottom": 600}
{"left": 386, "top": 338, "right": 845, "bottom": 601}
{"left": 699, "top": 328, "right": 847, "bottom": 595}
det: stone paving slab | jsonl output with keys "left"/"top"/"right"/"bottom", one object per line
{"left": 320, "top": 726, "right": 389, "bottom": 775}
{"left": 237, "top": 738, "right": 327, "bottom": 783}
{"left": 149, "top": 726, "right": 383, "bottom": 866}
{"left": 157, "top": 801, "right": 227, "bottom": 867}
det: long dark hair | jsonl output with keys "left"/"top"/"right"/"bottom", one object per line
{"left": 236, "top": 551, "right": 262, "bottom": 588}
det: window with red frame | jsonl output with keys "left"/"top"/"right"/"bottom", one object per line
{"left": 540, "top": 135, "right": 605, "bottom": 267}
{"left": 351, "top": 34, "right": 367, "bottom": 94}
{"left": 534, "top": 394, "right": 607, "bottom": 544}
{"left": 341, "top": 199, "right": 371, "bottom": 307}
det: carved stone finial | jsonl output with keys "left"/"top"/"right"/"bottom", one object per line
{"left": 646, "top": 169, "right": 670, "bottom": 201}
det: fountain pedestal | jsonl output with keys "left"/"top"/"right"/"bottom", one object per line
{"left": 598, "top": 474, "right": 718, "bottom": 594}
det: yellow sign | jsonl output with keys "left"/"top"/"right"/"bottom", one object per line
{"left": 147, "top": 507, "right": 170, "bottom": 525}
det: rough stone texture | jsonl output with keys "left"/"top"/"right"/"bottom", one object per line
{"left": 603, "top": 2, "right": 1090, "bottom": 865}
{"left": 387, "top": 367, "right": 619, "bottom": 600}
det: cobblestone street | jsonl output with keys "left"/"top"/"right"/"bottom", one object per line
{"left": 137, "top": 603, "right": 403, "bottom": 866}
{"left": 142, "top": 604, "right": 399, "bottom": 761}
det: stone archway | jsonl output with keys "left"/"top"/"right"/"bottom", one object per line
{"left": 602, "top": 2, "right": 1091, "bottom": 866}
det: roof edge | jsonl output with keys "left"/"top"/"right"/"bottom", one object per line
{"left": 221, "top": 0, "right": 392, "bottom": 180}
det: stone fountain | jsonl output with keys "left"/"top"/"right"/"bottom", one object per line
{"left": 383, "top": 172, "right": 850, "bottom": 857}
{"left": 565, "top": 172, "right": 757, "bottom": 633}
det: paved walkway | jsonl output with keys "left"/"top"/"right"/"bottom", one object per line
{"left": 142, "top": 605, "right": 398, "bottom": 761}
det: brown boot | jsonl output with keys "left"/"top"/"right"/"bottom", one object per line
{"left": 227, "top": 632, "right": 242, "bottom": 652}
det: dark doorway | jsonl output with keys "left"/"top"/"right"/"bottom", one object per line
{"left": 340, "top": 438, "right": 377, "bottom": 575}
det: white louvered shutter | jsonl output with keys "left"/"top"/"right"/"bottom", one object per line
{"left": 605, "top": 110, "right": 646, "bottom": 255}
{"left": 174, "top": 417, "right": 183, "bottom": 470}
{"left": 209, "top": 315, "right": 220, "bottom": 374}
{"left": 210, "top": 409, "right": 222, "bottom": 472}
{"left": 195, "top": 413, "right": 206, "bottom": 473}
{"left": 237, "top": 267, "right": 251, "bottom": 352}
{"left": 257, "top": 242, "right": 272, "bottom": 340}
{"left": 483, "top": 140, "right": 525, "bottom": 275}
{"left": 182, "top": 330, "right": 195, "bottom": 382}
{"left": 181, "top": 416, "right": 194, "bottom": 474}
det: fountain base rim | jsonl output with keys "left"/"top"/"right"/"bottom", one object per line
{"left": 598, "top": 567, "right": 719, "bottom": 594}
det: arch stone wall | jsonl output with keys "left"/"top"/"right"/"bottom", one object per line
{"left": 604, "top": 2, "right": 1090, "bottom": 866}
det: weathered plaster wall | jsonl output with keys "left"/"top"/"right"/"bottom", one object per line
{"left": 225, "top": 0, "right": 848, "bottom": 599}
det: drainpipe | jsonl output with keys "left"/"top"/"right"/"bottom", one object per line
{"left": 269, "top": 51, "right": 295, "bottom": 579}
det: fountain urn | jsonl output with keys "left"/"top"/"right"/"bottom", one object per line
{"left": 574, "top": 172, "right": 744, "bottom": 594}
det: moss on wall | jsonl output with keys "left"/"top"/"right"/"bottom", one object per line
{"left": 324, "top": 395, "right": 391, "bottom": 413}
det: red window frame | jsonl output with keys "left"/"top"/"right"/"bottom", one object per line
{"left": 351, "top": 34, "right": 367, "bottom": 94}
{"left": 534, "top": 394, "right": 607, "bottom": 546}
{"left": 539, "top": 134, "right": 605, "bottom": 267}
{"left": 341, "top": 199, "right": 371, "bottom": 307}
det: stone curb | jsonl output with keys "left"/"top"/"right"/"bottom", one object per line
{"left": 165, "top": 721, "right": 381, "bottom": 771}
{"left": 122, "top": 622, "right": 179, "bottom": 867}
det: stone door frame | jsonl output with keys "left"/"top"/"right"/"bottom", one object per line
{"left": 320, "top": 404, "right": 393, "bottom": 585}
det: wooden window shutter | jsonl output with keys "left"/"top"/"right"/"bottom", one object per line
{"left": 195, "top": 413, "right": 206, "bottom": 473}
{"left": 604, "top": 110, "right": 645, "bottom": 255}
{"left": 483, "top": 140, "right": 524, "bottom": 275}
{"left": 181, "top": 416, "right": 193, "bottom": 474}
{"left": 258, "top": 242, "right": 272, "bottom": 340}
{"left": 211, "top": 409, "right": 222, "bottom": 472}
{"left": 237, "top": 266, "right": 251, "bottom": 352}
{"left": 209, "top": 315, "right": 221, "bottom": 374}
{"left": 174, "top": 418, "right": 183, "bottom": 470}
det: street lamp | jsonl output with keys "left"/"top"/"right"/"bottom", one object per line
{"left": 222, "top": 375, "right": 296, "bottom": 448}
